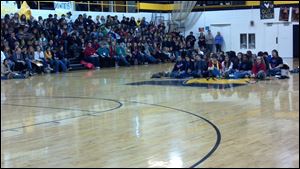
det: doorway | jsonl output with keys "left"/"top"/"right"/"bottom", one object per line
{"left": 210, "top": 24, "right": 232, "bottom": 52}
{"left": 293, "top": 25, "right": 299, "bottom": 58}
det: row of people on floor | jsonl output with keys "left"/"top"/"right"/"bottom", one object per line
{"left": 152, "top": 49, "right": 289, "bottom": 80}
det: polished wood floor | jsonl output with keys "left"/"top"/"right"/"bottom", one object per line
{"left": 1, "top": 59, "right": 299, "bottom": 168}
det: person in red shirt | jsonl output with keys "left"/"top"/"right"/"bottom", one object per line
{"left": 83, "top": 42, "right": 100, "bottom": 69}
{"left": 251, "top": 56, "right": 267, "bottom": 80}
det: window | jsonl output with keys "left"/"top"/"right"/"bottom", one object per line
{"left": 127, "top": 1, "right": 136, "bottom": 13}
{"left": 75, "top": 1, "right": 88, "bottom": 11}
{"left": 115, "top": 1, "right": 126, "bottom": 12}
{"left": 90, "top": 1, "right": 102, "bottom": 12}
{"left": 16, "top": 1, "right": 22, "bottom": 9}
{"left": 103, "top": 1, "right": 110, "bottom": 12}
{"left": 240, "top": 34, "right": 247, "bottom": 49}
{"left": 240, "top": 33, "right": 255, "bottom": 49}
{"left": 248, "top": 34, "right": 255, "bottom": 49}
{"left": 26, "top": 1, "right": 38, "bottom": 9}
{"left": 39, "top": 2, "right": 54, "bottom": 10}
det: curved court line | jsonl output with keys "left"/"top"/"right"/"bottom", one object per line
{"left": 127, "top": 100, "right": 221, "bottom": 168}
{"left": 1, "top": 97, "right": 123, "bottom": 132}
{"left": 1, "top": 96, "right": 221, "bottom": 168}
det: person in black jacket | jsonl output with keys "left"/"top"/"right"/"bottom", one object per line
{"left": 170, "top": 56, "right": 187, "bottom": 78}
{"left": 198, "top": 32, "right": 206, "bottom": 50}
{"left": 263, "top": 52, "right": 271, "bottom": 74}
{"left": 232, "top": 52, "right": 243, "bottom": 70}
{"left": 186, "top": 32, "right": 196, "bottom": 49}
{"left": 55, "top": 46, "right": 70, "bottom": 71}
{"left": 192, "top": 54, "right": 208, "bottom": 78}
{"left": 129, "top": 17, "right": 137, "bottom": 28}
{"left": 11, "top": 47, "right": 27, "bottom": 72}
{"left": 233, "top": 54, "right": 252, "bottom": 79}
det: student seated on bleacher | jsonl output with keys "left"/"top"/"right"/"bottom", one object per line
{"left": 54, "top": 46, "right": 69, "bottom": 72}
{"left": 11, "top": 47, "right": 29, "bottom": 73}
{"left": 45, "top": 46, "right": 66, "bottom": 73}
{"left": 34, "top": 46, "right": 52, "bottom": 72}
{"left": 97, "top": 42, "right": 111, "bottom": 67}
{"left": 83, "top": 42, "right": 100, "bottom": 69}
{"left": 116, "top": 42, "right": 130, "bottom": 66}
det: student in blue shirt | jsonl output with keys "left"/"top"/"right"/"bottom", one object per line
{"left": 214, "top": 32, "right": 223, "bottom": 53}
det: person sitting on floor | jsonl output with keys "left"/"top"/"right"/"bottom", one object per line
{"left": 269, "top": 49, "right": 283, "bottom": 76}
{"left": 170, "top": 56, "right": 187, "bottom": 78}
{"left": 251, "top": 56, "right": 267, "bottom": 80}
{"left": 207, "top": 54, "right": 222, "bottom": 80}
{"left": 221, "top": 54, "right": 234, "bottom": 78}
{"left": 182, "top": 56, "right": 195, "bottom": 78}
{"left": 192, "top": 54, "right": 208, "bottom": 78}
{"left": 233, "top": 54, "right": 252, "bottom": 79}
{"left": 1, "top": 59, "right": 29, "bottom": 80}
{"left": 262, "top": 52, "right": 271, "bottom": 76}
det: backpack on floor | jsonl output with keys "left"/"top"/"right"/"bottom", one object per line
{"left": 80, "top": 61, "right": 95, "bottom": 69}
{"left": 290, "top": 67, "right": 299, "bottom": 73}
{"left": 281, "top": 64, "right": 290, "bottom": 77}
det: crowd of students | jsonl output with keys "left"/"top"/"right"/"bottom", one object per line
{"left": 1, "top": 12, "right": 289, "bottom": 81}
{"left": 165, "top": 49, "right": 287, "bottom": 80}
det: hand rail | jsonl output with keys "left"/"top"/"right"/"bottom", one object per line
{"left": 34, "top": 1, "right": 136, "bottom": 12}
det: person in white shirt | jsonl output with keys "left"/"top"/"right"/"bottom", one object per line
{"left": 221, "top": 54, "right": 234, "bottom": 78}
{"left": 34, "top": 46, "right": 45, "bottom": 61}
{"left": 34, "top": 46, "right": 51, "bottom": 71}
{"left": 1, "top": 51, "right": 5, "bottom": 63}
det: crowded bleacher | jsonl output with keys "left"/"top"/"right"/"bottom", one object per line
{"left": 1, "top": 12, "right": 294, "bottom": 80}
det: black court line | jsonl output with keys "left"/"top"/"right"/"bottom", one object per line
{"left": 2, "top": 95, "right": 221, "bottom": 168}
{"left": 1, "top": 97, "right": 123, "bottom": 132}
{"left": 2, "top": 103, "right": 109, "bottom": 113}
{"left": 126, "top": 100, "right": 221, "bottom": 168}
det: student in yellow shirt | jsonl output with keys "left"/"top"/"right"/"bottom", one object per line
{"left": 44, "top": 46, "right": 58, "bottom": 73}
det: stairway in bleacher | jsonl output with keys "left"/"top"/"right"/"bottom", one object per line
{"left": 69, "top": 57, "right": 86, "bottom": 71}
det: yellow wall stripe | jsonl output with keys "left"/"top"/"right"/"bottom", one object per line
{"left": 138, "top": 3, "right": 174, "bottom": 11}
{"left": 246, "top": 1, "right": 298, "bottom": 6}
{"left": 138, "top": 1, "right": 299, "bottom": 11}
{"left": 273, "top": 1, "right": 299, "bottom": 5}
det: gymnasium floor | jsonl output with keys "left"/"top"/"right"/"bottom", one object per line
{"left": 1, "top": 59, "right": 299, "bottom": 168}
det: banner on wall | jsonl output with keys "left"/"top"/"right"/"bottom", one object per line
{"left": 54, "top": 1, "right": 73, "bottom": 11}
{"left": 260, "top": 1, "right": 274, "bottom": 19}
{"left": 279, "top": 7, "right": 290, "bottom": 22}
{"left": 291, "top": 7, "right": 299, "bottom": 22}
{"left": 54, "top": 1, "right": 74, "bottom": 16}
{"left": 1, "top": 1, "right": 18, "bottom": 17}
